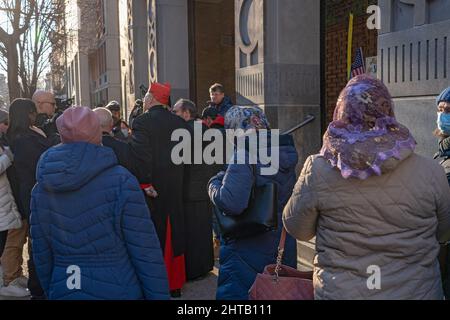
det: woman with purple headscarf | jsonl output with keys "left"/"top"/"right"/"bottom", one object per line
{"left": 283, "top": 75, "right": 450, "bottom": 300}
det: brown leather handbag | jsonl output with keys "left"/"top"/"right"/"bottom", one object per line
{"left": 249, "top": 228, "right": 314, "bottom": 300}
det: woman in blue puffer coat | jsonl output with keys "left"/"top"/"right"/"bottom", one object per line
{"left": 208, "top": 106, "right": 298, "bottom": 300}
{"left": 30, "top": 106, "right": 169, "bottom": 300}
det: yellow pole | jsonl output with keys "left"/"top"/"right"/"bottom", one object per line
{"left": 347, "top": 13, "right": 354, "bottom": 80}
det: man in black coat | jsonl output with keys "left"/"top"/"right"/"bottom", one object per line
{"left": 172, "top": 99, "right": 215, "bottom": 281}
{"left": 106, "top": 101, "right": 128, "bottom": 142}
{"left": 200, "top": 106, "right": 229, "bottom": 251}
{"left": 93, "top": 108, "right": 136, "bottom": 174}
{"left": 130, "top": 83, "right": 187, "bottom": 297}
{"left": 32, "top": 90, "right": 61, "bottom": 144}
{"left": 128, "top": 99, "right": 143, "bottom": 129}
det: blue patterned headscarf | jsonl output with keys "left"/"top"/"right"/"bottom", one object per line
{"left": 225, "top": 106, "right": 270, "bottom": 130}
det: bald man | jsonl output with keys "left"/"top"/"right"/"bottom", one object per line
{"left": 93, "top": 108, "right": 136, "bottom": 174}
{"left": 32, "top": 90, "right": 56, "bottom": 117}
{"left": 94, "top": 107, "right": 114, "bottom": 133}
{"left": 32, "top": 90, "right": 60, "bottom": 144}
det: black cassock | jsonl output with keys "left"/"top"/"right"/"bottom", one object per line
{"left": 131, "top": 106, "right": 187, "bottom": 257}
{"left": 183, "top": 120, "right": 219, "bottom": 280}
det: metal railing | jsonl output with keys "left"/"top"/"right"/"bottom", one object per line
{"left": 282, "top": 115, "right": 316, "bottom": 135}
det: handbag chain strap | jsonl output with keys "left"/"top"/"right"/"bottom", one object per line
{"left": 274, "top": 228, "right": 287, "bottom": 280}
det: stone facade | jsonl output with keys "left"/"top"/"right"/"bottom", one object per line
{"left": 62, "top": 0, "right": 123, "bottom": 113}
{"left": 378, "top": 0, "right": 450, "bottom": 157}
{"left": 64, "top": 0, "right": 97, "bottom": 107}
{"left": 232, "top": 0, "right": 321, "bottom": 270}
{"left": 235, "top": 0, "right": 322, "bottom": 171}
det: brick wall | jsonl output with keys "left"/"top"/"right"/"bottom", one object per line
{"left": 325, "top": 0, "right": 378, "bottom": 124}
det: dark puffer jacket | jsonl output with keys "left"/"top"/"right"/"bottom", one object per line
{"left": 435, "top": 137, "right": 450, "bottom": 185}
{"left": 208, "top": 135, "right": 298, "bottom": 300}
{"left": 435, "top": 136, "right": 450, "bottom": 298}
{"left": 30, "top": 142, "right": 169, "bottom": 300}
{"left": 209, "top": 96, "right": 233, "bottom": 117}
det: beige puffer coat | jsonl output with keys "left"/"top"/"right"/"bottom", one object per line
{"left": 283, "top": 152, "right": 450, "bottom": 300}
{"left": 0, "top": 147, "right": 22, "bottom": 232}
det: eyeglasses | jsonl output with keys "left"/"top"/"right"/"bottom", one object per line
{"left": 438, "top": 105, "right": 450, "bottom": 114}
{"left": 39, "top": 101, "right": 56, "bottom": 106}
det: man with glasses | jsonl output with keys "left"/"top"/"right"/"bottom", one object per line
{"left": 32, "top": 90, "right": 60, "bottom": 143}
{"left": 172, "top": 99, "right": 215, "bottom": 281}
{"left": 106, "top": 101, "right": 128, "bottom": 142}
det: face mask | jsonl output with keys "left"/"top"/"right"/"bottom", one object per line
{"left": 437, "top": 112, "right": 450, "bottom": 135}
{"left": 121, "top": 129, "right": 129, "bottom": 138}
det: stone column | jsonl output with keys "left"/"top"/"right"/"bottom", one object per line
{"left": 153, "top": 0, "right": 190, "bottom": 103}
{"left": 378, "top": 0, "right": 450, "bottom": 157}
{"left": 235, "top": 0, "right": 321, "bottom": 270}
{"left": 104, "top": 0, "right": 122, "bottom": 103}
{"left": 132, "top": 0, "right": 150, "bottom": 97}
{"left": 78, "top": 53, "right": 91, "bottom": 107}
{"left": 235, "top": 0, "right": 322, "bottom": 168}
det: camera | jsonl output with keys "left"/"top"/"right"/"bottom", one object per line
{"left": 139, "top": 84, "right": 148, "bottom": 98}
{"left": 55, "top": 98, "right": 73, "bottom": 114}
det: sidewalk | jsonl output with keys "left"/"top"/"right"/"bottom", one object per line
{"left": 175, "top": 266, "right": 218, "bottom": 301}
{"left": 0, "top": 266, "right": 218, "bottom": 301}
{"left": 0, "top": 240, "right": 30, "bottom": 300}
{"left": 0, "top": 243, "right": 218, "bottom": 300}
{"left": 0, "top": 265, "right": 29, "bottom": 300}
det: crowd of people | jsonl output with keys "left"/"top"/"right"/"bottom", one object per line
{"left": 0, "top": 76, "right": 449, "bottom": 300}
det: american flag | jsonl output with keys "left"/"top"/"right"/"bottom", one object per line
{"left": 351, "top": 47, "right": 366, "bottom": 78}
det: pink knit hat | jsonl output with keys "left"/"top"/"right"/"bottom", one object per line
{"left": 56, "top": 106, "right": 102, "bottom": 145}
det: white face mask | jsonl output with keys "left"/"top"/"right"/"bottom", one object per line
{"left": 121, "top": 129, "right": 129, "bottom": 138}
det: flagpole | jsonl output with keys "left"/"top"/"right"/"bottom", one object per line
{"left": 361, "top": 47, "right": 366, "bottom": 72}
{"left": 347, "top": 13, "right": 354, "bottom": 80}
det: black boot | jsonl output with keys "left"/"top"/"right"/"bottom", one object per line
{"left": 170, "top": 289, "right": 182, "bottom": 298}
